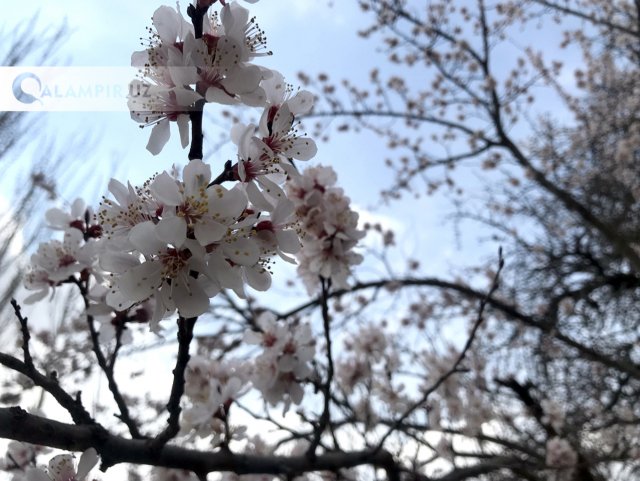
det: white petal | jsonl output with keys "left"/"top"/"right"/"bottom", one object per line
{"left": 276, "top": 229, "right": 301, "bottom": 254}
{"left": 177, "top": 114, "right": 190, "bottom": 149}
{"left": 194, "top": 219, "right": 227, "bottom": 245}
{"left": 272, "top": 104, "right": 293, "bottom": 136}
{"left": 221, "top": 3, "right": 249, "bottom": 40}
{"left": 76, "top": 448, "right": 99, "bottom": 480}
{"left": 26, "top": 468, "right": 51, "bottom": 481}
{"left": 205, "top": 85, "right": 238, "bottom": 105}
{"left": 129, "top": 221, "right": 165, "bottom": 255}
{"left": 150, "top": 171, "right": 183, "bottom": 206}
{"left": 183, "top": 159, "right": 211, "bottom": 193}
{"left": 283, "top": 137, "right": 317, "bottom": 161}
{"left": 223, "top": 65, "right": 262, "bottom": 94}
{"left": 153, "top": 6, "right": 180, "bottom": 44}
{"left": 244, "top": 264, "right": 271, "bottom": 291}
{"left": 108, "top": 179, "right": 129, "bottom": 206}
{"left": 205, "top": 253, "right": 244, "bottom": 296}
{"left": 246, "top": 182, "right": 274, "bottom": 212}
{"left": 131, "top": 49, "right": 149, "bottom": 68}
{"left": 146, "top": 119, "right": 171, "bottom": 155}
{"left": 100, "top": 251, "right": 140, "bottom": 273}
{"left": 173, "top": 277, "right": 210, "bottom": 317}
{"left": 106, "top": 286, "right": 135, "bottom": 311}
{"left": 209, "top": 184, "right": 247, "bottom": 219}
{"left": 258, "top": 176, "right": 286, "bottom": 204}
{"left": 173, "top": 88, "right": 203, "bottom": 107}
{"left": 230, "top": 122, "right": 251, "bottom": 146}
{"left": 277, "top": 249, "right": 298, "bottom": 264}
{"left": 24, "top": 289, "right": 49, "bottom": 305}
{"left": 48, "top": 455, "right": 75, "bottom": 481}
{"left": 262, "top": 70, "right": 286, "bottom": 104}
{"left": 287, "top": 90, "right": 314, "bottom": 116}
{"left": 71, "top": 198, "right": 86, "bottom": 218}
{"left": 45, "top": 208, "right": 69, "bottom": 228}
{"left": 223, "top": 238, "right": 259, "bottom": 266}
{"left": 117, "top": 261, "right": 163, "bottom": 304}
{"left": 272, "top": 198, "right": 294, "bottom": 223}
{"left": 240, "top": 85, "right": 267, "bottom": 107}
{"left": 156, "top": 216, "right": 187, "bottom": 247}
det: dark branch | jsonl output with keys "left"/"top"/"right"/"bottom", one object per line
{"left": 73, "top": 279, "right": 144, "bottom": 439}
{"left": 0, "top": 407, "right": 401, "bottom": 477}
{"left": 152, "top": 316, "right": 197, "bottom": 449}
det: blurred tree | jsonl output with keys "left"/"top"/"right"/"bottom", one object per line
{"left": 295, "top": 0, "right": 640, "bottom": 479}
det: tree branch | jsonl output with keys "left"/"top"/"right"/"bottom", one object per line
{"left": 0, "top": 407, "right": 401, "bottom": 477}
{"left": 152, "top": 316, "right": 197, "bottom": 449}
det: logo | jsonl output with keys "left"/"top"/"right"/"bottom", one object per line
{"left": 12, "top": 72, "right": 42, "bottom": 104}
{"left": 1, "top": 67, "right": 162, "bottom": 111}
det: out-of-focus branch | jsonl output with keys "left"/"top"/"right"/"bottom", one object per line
{"left": 307, "top": 278, "right": 337, "bottom": 458}
{"left": 277, "top": 275, "right": 640, "bottom": 379}
{"left": 73, "top": 279, "right": 144, "bottom": 439}
{"left": 0, "top": 352, "right": 96, "bottom": 426}
{"left": 531, "top": 0, "right": 639, "bottom": 37}
{"left": 374, "top": 249, "right": 504, "bottom": 451}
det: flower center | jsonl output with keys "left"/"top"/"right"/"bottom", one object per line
{"left": 160, "top": 248, "right": 191, "bottom": 278}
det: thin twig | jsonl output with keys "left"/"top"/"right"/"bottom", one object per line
{"left": 151, "top": 316, "right": 197, "bottom": 449}
{"left": 0, "top": 352, "right": 96, "bottom": 426}
{"left": 11, "top": 299, "right": 33, "bottom": 369}
{"left": 307, "top": 278, "right": 337, "bottom": 458}
{"left": 73, "top": 278, "right": 144, "bottom": 439}
{"left": 373, "top": 248, "right": 505, "bottom": 452}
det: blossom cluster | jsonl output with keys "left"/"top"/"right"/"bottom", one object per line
{"left": 244, "top": 312, "right": 315, "bottom": 412}
{"left": 180, "top": 312, "right": 315, "bottom": 442}
{"left": 22, "top": 1, "right": 353, "bottom": 333}
{"left": 545, "top": 437, "right": 577, "bottom": 472}
{"left": 129, "top": 0, "right": 314, "bottom": 160}
{"left": 286, "top": 165, "right": 365, "bottom": 293}
{"left": 182, "top": 355, "right": 249, "bottom": 443}
{"left": 98, "top": 159, "right": 303, "bottom": 329}
{"left": 18, "top": 0, "right": 363, "bottom": 464}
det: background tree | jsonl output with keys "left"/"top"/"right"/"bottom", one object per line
{"left": 296, "top": 0, "right": 640, "bottom": 479}
{"left": 0, "top": 16, "right": 97, "bottom": 340}
{"left": 1, "top": 1, "right": 639, "bottom": 481}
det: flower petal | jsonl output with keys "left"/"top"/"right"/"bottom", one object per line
{"left": 150, "top": 171, "right": 183, "bottom": 206}
{"left": 146, "top": 119, "right": 171, "bottom": 155}
{"left": 130, "top": 221, "right": 166, "bottom": 255}
{"left": 76, "top": 448, "right": 99, "bottom": 481}
{"left": 156, "top": 216, "right": 187, "bottom": 247}
{"left": 283, "top": 137, "right": 317, "bottom": 161}
{"left": 173, "top": 277, "right": 210, "bottom": 317}
{"left": 244, "top": 264, "right": 271, "bottom": 291}
{"left": 287, "top": 90, "right": 314, "bottom": 116}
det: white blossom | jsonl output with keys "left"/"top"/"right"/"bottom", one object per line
{"left": 26, "top": 449, "right": 98, "bottom": 481}
{"left": 286, "top": 165, "right": 365, "bottom": 293}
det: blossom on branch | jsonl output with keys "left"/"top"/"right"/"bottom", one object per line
{"left": 286, "top": 165, "right": 365, "bottom": 293}
{"left": 245, "top": 312, "right": 315, "bottom": 412}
